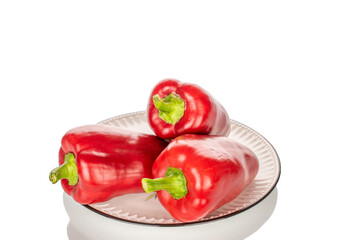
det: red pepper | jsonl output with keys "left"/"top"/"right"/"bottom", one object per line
{"left": 142, "top": 134, "right": 259, "bottom": 222}
{"left": 49, "top": 124, "right": 168, "bottom": 204}
{"left": 147, "top": 79, "right": 231, "bottom": 139}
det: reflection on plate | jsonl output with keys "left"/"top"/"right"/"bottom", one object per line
{"left": 83, "top": 111, "right": 280, "bottom": 225}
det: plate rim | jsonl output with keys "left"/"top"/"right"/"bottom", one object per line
{"left": 82, "top": 111, "right": 281, "bottom": 227}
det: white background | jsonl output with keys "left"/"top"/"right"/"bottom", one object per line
{"left": 1, "top": 0, "right": 344, "bottom": 239}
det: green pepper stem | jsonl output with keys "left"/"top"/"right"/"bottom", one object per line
{"left": 152, "top": 95, "right": 174, "bottom": 112}
{"left": 152, "top": 93, "right": 185, "bottom": 125}
{"left": 142, "top": 167, "right": 188, "bottom": 200}
{"left": 49, "top": 153, "right": 78, "bottom": 186}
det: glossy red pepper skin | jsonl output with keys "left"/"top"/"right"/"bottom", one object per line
{"left": 147, "top": 79, "right": 231, "bottom": 139}
{"left": 58, "top": 124, "right": 168, "bottom": 204}
{"left": 151, "top": 134, "right": 259, "bottom": 222}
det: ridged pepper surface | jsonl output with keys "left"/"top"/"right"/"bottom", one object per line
{"left": 147, "top": 79, "right": 231, "bottom": 139}
{"left": 142, "top": 134, "right": 259, "bottom": 222}
{"left": 49, "top": 124, "right": 168, "bottom": 204}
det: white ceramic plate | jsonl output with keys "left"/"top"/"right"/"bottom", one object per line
{"left": 85, "top": 111, "right": 280, "bottom": 225}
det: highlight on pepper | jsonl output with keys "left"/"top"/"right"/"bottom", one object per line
{"left": 48, "top": 124, "right": 168, "bottom": 205}
{"left": 147, "top": 79, "right": 231, "bottom": 139}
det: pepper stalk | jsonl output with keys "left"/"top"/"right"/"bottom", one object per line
{"left": 142, "top": 167, "right": 188, "bottom": 200}
{"left": 49, "top": 153, "right": 79, "bottom": 185}
{"left": 152, "top": 93, "right": 185, "bottom": 125}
